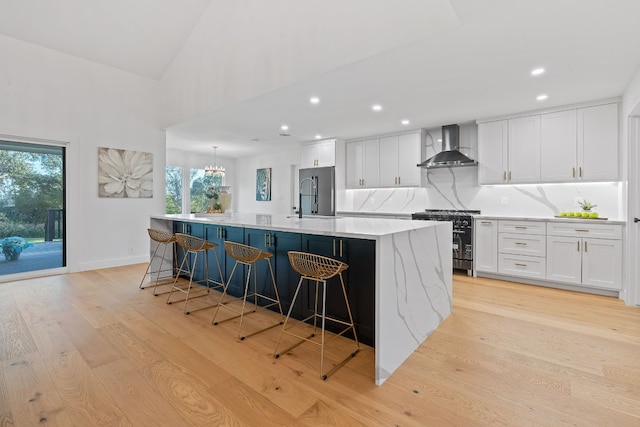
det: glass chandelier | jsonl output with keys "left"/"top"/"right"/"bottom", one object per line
{"left": 204, "top": 146, "right": 225, "bottom": 176}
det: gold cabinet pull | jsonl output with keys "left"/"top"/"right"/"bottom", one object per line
{"left": 340, "top": 239, "right": 343, "bottom": 257}
{"left": 579, "top": 166, "right": 583, "bottom": 177}
{"left": 481, "top": 221, "right": 493, "bottom": 225}
{"left": 575, "top": 229, "right": 589, "bottom": 233}
{"left": 508, "top": 171, "right": 512, "bottom": 181}
{"left": 584, "top": 241, "right": 588, "bottom": 252}
{"left": 333, "top": 239, "right": 336, "bottom": 257}
{"left": 572, "top": 167, "right": 576, "bottom": 178}
{"left": 515, "top": 226, "right": 527, "bottom": 229}
{"left": 577, "top": 241, "right": 580, "bottom": 251}
{"left": 515, "top": 263, "right": 527, "bottom": 267}
{"left": 515, "top": 242, "right": 527, "bottom": 246}
{"left": 503, "top": 171, "right": 507, "bottom": 181}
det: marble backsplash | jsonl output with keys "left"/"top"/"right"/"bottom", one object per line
{"left": 340, "top": 166, "right": 623, "bottom": 219}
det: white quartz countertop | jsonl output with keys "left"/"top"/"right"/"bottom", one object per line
{"left": 474, "top": 214, "right": 626, "bottom": 225}
{"left": 152, "top": 213, "right": 443, "bottom": 239}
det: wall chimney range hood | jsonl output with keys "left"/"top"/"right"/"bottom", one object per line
{"left": 417, "top": 124, "right": 478, "bottom": 168}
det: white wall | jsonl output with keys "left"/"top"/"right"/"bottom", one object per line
{"left": 0, "top": 34, "right": 164, "bottom": 272}
{"left": 235, "top": 149, "right": 302, "bottom": 216}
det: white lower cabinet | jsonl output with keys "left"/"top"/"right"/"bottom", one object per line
{"left": 497, "top": 220, "right": 546, "bottom": 279}
{"left": 475, "top": 218, "right": 623, "bottom": 293}
{"left": 547, "top": 236, "right": 622, "bottom": 290}
{"left": 475, "top": 219, "right": 498, "bottom": 273}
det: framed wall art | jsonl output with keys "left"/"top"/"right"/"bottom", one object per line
{"left": 256, "top": 167, "right": 271, "bottom": 201}
{"left": 98, "top": 147, "right": 153, "bottom": 198}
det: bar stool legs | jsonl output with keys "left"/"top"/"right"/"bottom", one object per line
{"left": 140, "top": 228, "right": 177, "bottom": 296}
{"left": 166, "top": 233, "right": 225, "bottom": 315}
{"left": 212, "top": 241, "right": 284, "bottom": 340}
{"left": 274, "top": 251, "right": 360, "bottom": 380}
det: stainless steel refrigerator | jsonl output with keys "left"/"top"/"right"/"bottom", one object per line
{"left": 298, "top": 166, "right": 335, "bottom": 216}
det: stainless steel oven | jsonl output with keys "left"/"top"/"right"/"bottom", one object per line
{"left": 411, "top": 209, "right": 480, "bottom": 275}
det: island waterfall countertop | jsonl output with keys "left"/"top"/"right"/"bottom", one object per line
{"left": 152, "top": 213, "right": 443, "bottom": 238}
{"left": 150, "top": 213, "right": 452, "bottom": 385}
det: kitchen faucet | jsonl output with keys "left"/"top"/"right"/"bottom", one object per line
{"left": 299, "top": 176, "right": 317, "bottom": 218}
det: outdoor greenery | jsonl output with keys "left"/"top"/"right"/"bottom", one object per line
{"left": 165, "top": 166, "right": 182, "bottom": 214}
{"left": 0, "top": 147, "right": 63, "bottom": 238}
{"left": 189, "top": 169, "right": 223, "bottom": 213}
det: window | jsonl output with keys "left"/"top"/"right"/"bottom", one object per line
{"left": 190, "top": 169, "right": 223, "bottom": 213}
{"left": 165, "top": 166, "right": 182, "bottom": 214}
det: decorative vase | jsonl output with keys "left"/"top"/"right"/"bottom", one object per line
{"left": 4, "top": 252, "right": 20, "bottom": 261}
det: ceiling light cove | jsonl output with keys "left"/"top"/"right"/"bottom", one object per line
{"left": 536, "top": 94, "right": 548, "bottom": 101}
{"left": 281, "top": 124, "right": 289, "bottom": 131}
{"left": 531, "top": 67, "right": 546, "bottom": 76}
{"left": 310, "top": 96, "right": 320, "bottom": 104}
{"left": 371, "top": 104, "right": 383, "bottom": 112}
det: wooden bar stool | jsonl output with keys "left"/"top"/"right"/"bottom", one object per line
{"left": 274, "top": 251, "right": 360, "bottom": 380}
{"left": 211, "top": 241, "right": 284, "bottom": 340}
{"left": 139, "top": 228, "right": 177, "bottom": 296}
{"left": 166, "top": 233, "right": 225, "bottom": 314}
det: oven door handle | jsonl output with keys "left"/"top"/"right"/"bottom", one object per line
{"left": 453, "top": 230, "right": 466, "bottom": 234}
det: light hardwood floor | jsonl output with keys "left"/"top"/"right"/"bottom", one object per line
{"left": 1, "top": 265, "right": 639, "bottom": 426}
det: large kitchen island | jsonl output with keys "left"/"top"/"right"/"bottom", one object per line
{"left": 150, "top": 213, "right": 452, "bottom": 385}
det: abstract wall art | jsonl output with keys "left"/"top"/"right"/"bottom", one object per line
{"left": 98, "top": 147, "right": 153, "bottom": 198}
{"left": 256, "top": 167, "right": 271, "bottom": 201}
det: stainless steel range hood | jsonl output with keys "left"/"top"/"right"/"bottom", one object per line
{"left": 417, "top": 124, "right": 478, "bottom": 168}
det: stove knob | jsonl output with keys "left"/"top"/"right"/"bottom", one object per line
{"left": 463, "top": 219, "right": 469, "bottom": 226}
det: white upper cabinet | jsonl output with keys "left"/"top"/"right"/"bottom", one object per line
{"left": 541, "top": 103, "right": 619, "bottom": 182}
{"left": 541, "top": 109, "right": 577, "bottom": 182}
{"left": 508, "top": 115, "right": 541, "bottom": 183}
{"left": 478, "top": 116, "right": 540, "bottom": 184}
{"left": 301, "top": 139, "right": 335, "bottom": 168}
{"left": 480, "top": 101, "right": 619, "bottom": 185}
{"left": 378, "top": 132, "right": 421, "bottom": 187}
{"left": 578, "top": 103, "right": 619, "bottom": 181}
{"left": 478, "top": 120, "right": 508, "bottom": 184}
{"left": 346, "top": 138, "right": 379, "bottom": 188}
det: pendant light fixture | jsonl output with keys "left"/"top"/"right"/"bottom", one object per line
{"left": 205, "top": 146, "right": 225, "bottom": 176}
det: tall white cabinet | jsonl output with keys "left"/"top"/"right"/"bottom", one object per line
{"left": 301, "top": 139, "right": 335, "bottom": 168}
{"left": 474, "top": 219, "right": 498, "bottom": 273}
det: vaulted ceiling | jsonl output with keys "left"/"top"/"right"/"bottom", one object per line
{"left": 2, "top": 0, "right": 640, "bottom": 158}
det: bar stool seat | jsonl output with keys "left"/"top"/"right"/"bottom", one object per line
{"left": 274, "top": 251, "right": 360, "bottom": 380}
{"left": 139, "top": 228, "right": 177, "bottom": 296}
{"left": 166, "top": 233, "right": 224, "bottom": 314}
{"left": 211, "top": 241, "right": 284, "bottom": 340}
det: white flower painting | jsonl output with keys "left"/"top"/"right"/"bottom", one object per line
{"left": 98, "top": 147, "right": 153, "bottom": 198}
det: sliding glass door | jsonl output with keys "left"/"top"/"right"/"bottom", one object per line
{"left": 0, "top": 140, "right": 65, "bottom": 277}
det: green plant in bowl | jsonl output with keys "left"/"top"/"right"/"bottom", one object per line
{"left": 577, "top": 199, "right": 598, "bottom": 212}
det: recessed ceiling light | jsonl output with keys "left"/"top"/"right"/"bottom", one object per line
{"left": 315, "top": 134, "right": 322, "bottom": 139}
{"left": 536, "top": 94, "right": 548, "bottom": 101}
{"left": 437, "top": 139, "right": 442, "bottom": 142}
{"left": 531, "top": 67, "right": 545, "bottom": 76}
{"left": 372, "top": 104, "right": 382, "bottom": 112}
{"left": 281, "top": 124, "right": 289, "bottom": 131}
{"left": 310, "top": 96, "right": 320, "bottom": 104}
{"left": 401, "top": 119, "right": 410, "bottom": 125}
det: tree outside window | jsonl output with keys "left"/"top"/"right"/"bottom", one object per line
{"left": 190, "top": 169, "right": 223, "bottom": 213}
{"left": 165, "top": 166, "right": 182, "bottom": 214}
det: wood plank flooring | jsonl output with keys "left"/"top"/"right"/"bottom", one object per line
{"left": 1, "top": 265, "right": 639, "bottom": 426}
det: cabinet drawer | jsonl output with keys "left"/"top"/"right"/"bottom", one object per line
{"left": 547, "top": 222, "right": 622, "bottom": 239}
{"left": 498, "top": 253, "right": 546, "bottom": 279}
{"left": 499, "top": 220, "right": 546, "bottom": 235}
{"left": 499, "top": 233, "right": 546, "bottom": 257}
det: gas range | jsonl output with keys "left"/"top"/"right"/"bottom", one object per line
{"left": 411, "top": 209, "right": 481, "bottom": 275}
